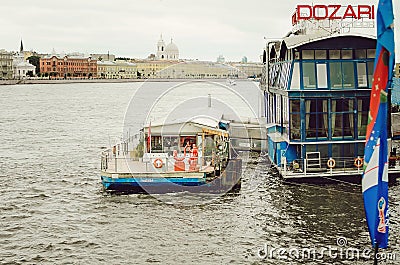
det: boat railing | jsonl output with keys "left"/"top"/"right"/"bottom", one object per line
{"left": 101, "top": 148, "right": 223, "bottom": 173}
{"left": 280, "top": 156, "right": 400, "bottom": 177}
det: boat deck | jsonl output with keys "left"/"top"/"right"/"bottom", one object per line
{"left": 275, "top": 165, "right": 400, "bottom": 183}
{"left": 101, "top": 156, "right": 214, "bottom": 178}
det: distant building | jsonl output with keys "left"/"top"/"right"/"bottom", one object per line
{"left": 91, "top": 53, "right": 115, "bottom": 62}
{"left": 241, "top": 56, "right": 248, "bottom": 63}
{"left": 216, "top": 55, "right": 225, "bottom": 64}
{"left": 97, "top": 60, "right": 137, "bottom": 79}
{"left": 135, "top": 60, "right": 178, "bottom": 78}
{"left": 13, "top": 39, "right": 36, "bottom": 79}
{"left": 156, "top": 35, "right": 179, "bottom": 60}
{"left": 156, "top": 61, "right": 244, "bottom": 79}
{"left": 0, "top": 49, "right": 13, "bottom": 79}
{"left": 231, "top": 62, "right": 263, "bottom": 78}
{"left": 40, "top": 51, "right": 97, "bottom": 78}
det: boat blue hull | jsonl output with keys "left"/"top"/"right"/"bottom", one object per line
{"left": 101, "top": 175, "right": 241, "bottom": 194}
{"left": 101, "top": 159, "right": 242, "bottom": 194}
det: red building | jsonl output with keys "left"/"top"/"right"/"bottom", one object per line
{"left": 40, "top": 55, "right": 97, "bottom": 78}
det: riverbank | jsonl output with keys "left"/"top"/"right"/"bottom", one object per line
{"left": 0, "top": 78, "right": 249, "bottom": 86}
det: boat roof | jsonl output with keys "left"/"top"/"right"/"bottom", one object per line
{"left": 144, "top": 117, "right": 229, "bottom": 137}
{"left": 283, "top": 31, "right": 376, "bottom": 50}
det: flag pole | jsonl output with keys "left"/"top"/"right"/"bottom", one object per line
{"left": 373, "top": 243, "right": 379, "bottom": 265}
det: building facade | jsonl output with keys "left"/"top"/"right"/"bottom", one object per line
{"left": 13, "top": 40, "right": 36, "bottom": 79}
{"left": 40, "top": 54, "right": 97, "bottom": 78}
{"left": 97, "top": 60, "right": 137, "bottom": 79}
{"left": 0, "top": 49, "right": 14, "bottom": 79}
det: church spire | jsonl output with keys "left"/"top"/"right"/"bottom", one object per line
{"left": 20, "top": 39, "right": 24, "bottom": 53}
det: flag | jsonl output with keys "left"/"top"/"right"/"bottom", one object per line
{"left": 362, "top": 0, "right": 395, "bottom": 249}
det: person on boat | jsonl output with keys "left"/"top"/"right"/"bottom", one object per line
{"left": 292, "top": 160, "right": 300, "bottom": 172}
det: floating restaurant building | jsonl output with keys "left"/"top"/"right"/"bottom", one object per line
{"left": 260, "top": 4, "right": 396, "bottom": 178}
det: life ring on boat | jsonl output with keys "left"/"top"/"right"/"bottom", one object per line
{"left": 327, "top": 158, "right": 336, "bottom": 168}
{"left": 153, "top": 158, "right": 163, "bottom": 168}
{"left": 354, "top": 157, "right": 363, "bottom": 168}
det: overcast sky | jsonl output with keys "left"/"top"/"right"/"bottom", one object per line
{"left": 1, "top": 0, "right": 399, "bottom": 62}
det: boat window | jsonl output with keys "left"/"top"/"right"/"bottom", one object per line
{"left": 305, "top": 99, "right": 328, "bottom": 139}
{"left": 162, "top": 136, "right": 179, "bottom": 154}
{"left": 357, "top": 63, "right": 368, "bottom": 87}
{"left": 341, "top": 49, "right": 353, "bottom": 59}
{"left": 367, "top": 49, "right": 376, "bottom": 58}
{"left": 329, "top": 50, "right": 340, "bottom": 59}
{"left": 302, "top": 62, "right": 316, "bottom": 89}
{"left": 357, "top": 143, "right": 365, "bottom": 157}
{"left": 290, "top": 113, "right": 301, "bottom": 140}
{"left": 180, "top": 136, "right": 196, "bottom": 149}
{"left": 316, "top": 63, "right": 328, "bottom": 88}
{"left": 329, "top": 62, "right": 343, "bottom": 88}
{"left": 342, "top": 62, "right": 355, "bottom": 88}
{"left": 331, "top": 99, "right": 355, "bottom": 139}
{"left": 315, "top": 50, "right": 327, "bottom": 60}
{"left": 290, "top": 99, "right": 300, "bottom": 113}
{"left": 302, "top": 50, "right": 314, "bottom": 60}
{"left": 367, "top": 61, "right": 374, "bottom": 88}
{"left": 332, "top": 143, "right": 355, "bottom": 159}
{"left": 290, "top": 99, "right": 301, "bottom": 140}
{"left": 150, "top": 136, "right": 163, "bottom": 152}
{"left": 355, "top": 49, "right": 367, "bottom": 59}
{"left": 357, "top": 98, "right": 369, "bottom": 138}
{"left": 290, "top": 62, "right": 301, "bottom": 89}
{"left": 317, "top": 144, "right": 329, "bottom": 159}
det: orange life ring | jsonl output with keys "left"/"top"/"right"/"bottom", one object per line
{"left": 327, "top": 158, "right": 336, "bottom": 168}
{"left": 354, "top": 157, "right": 363, "bottom": 168}
{"left": 153, "top": 158, "right": 163, "bottom": 168}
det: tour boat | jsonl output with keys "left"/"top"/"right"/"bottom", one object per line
{"left": 100, "top": 118, "right": 241, "bottom": 193}
{"left": 260, "top": 4, "right": 400, "bottom": 182}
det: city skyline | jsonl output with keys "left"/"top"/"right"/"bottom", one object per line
{"left": 1, "top": 0, "right": 399, "bottom": 62}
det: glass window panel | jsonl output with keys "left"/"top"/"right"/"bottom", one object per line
{"left": 332, "top": 144, "right": 340, "bottom": 158}
{"left": 306, "top": 113, "right": 317, "bottom": 138}
{"left": 355, "top": 49, "right": 367, "bottom": 59}
{"left": 318, "top": 144, "right": 329, "bottom": 158}
{"left": 367, "top": 61, "right": 374, "bottom": 88}
{"left": 306, "top": 145, "right": 317, "bottom": 153}
{"left": 290, "top": 62, "right": 301, "bottom": 89}
{"left": 367, "top": 49, "right": 376, "bottom": 58}
{"left": 163, "top": 136, "right": 179, "bottom": 154}
{"left": 315, "top": 50, "right": 327, "bottom": 59}
{"left": 290, "top": 100, "right": 300, "bottom": 112}
{"left": 343, "top": 144, "right": 355, "bottom": 157}
{"left": 342, "top": 62, "right": 355, "bottom": 88}
{"left": 357, "top": 63, "right": 368, "bottom": 87}
{"left": 329, "top": 50, "right": 340, "bottom": 59}
{"left": 290, "top": 113, "right": 301, "bottom": 140}
{"left": 341, "top": 50, "right": 353, "bottom": 59}
{"left": 330, "top": 62, "right": 342, "bottom": 88}
{"left": 317, "top": 64, "right": 328, "bottom": 88}
{"left": 302, "top": 50, "right": 314, "bottom": 59}
{"left": 302, "top": 62, "right": 316, "bottom": 88}
{"left": 357, "top": 143, "right": 365, "bottom": 157}
{"left": 333, "top": 113, "right": 343, "bottom": 137}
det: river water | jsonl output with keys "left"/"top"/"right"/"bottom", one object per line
{"left": 0, "top": 81, "right": 399, "bottom": 264}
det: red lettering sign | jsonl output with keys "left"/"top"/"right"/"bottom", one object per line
{"left": 293, "top": 4, "right": 375, "bottom": 24}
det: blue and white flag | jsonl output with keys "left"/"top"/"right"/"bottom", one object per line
{"left": 362, "top": 0, "right": 395, "bottom": 249}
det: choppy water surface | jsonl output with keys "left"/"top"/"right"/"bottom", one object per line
{"left": 0, "top": 81, "right": 399, "bottom": 264}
